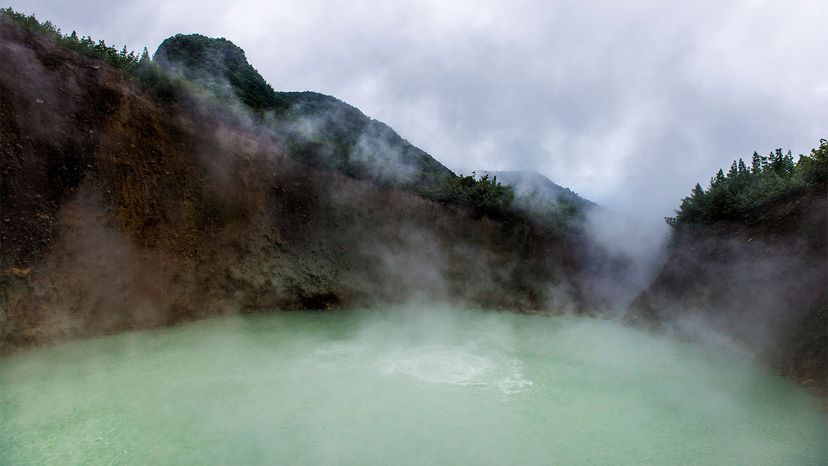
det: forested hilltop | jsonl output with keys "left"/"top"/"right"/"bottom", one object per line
{"left": 667, "top": 140, "right": 827, "bottom": 228}
{"left": 630, "top": 140, "right": 827, "bottom": 396}
{"left": 0, "top": 8, "right": 523, "bottom": 221}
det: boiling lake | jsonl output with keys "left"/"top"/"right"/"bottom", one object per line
{"left": 1, "top": 307, "right": 825, "bottom": 464}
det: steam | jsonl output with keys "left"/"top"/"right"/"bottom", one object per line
{"left": 631, "top": 228, "right": 827, "bottom": 366}
{"left": 351, "top": 120, "right": 420, "bottom": 185}
{"left": 0, "top": 20, "right": 673, "bottom": 357}
{"left": 580, "top": 208, "right": 669, "bottom": 312}
{"left": 2, "top": 307, "right": 826, "bottom": 464}
{"left": 476, "top": 170, "right": 670, "bottom": 313}
{"left": 1, "top": 15, "right": 822, "bottom": 411}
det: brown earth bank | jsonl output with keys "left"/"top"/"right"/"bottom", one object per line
{"left": 0, "top": 21, "right": 598, "bottom": 355}
{"left": 3, "top": 18, "right": 825, "bottom": 405}
{"left": 627, "top": 187, "right": 828, "bottom": 397}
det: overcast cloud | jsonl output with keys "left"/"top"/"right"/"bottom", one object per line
{"left": 10, "top": 0, "right": 827, "bottom": 220}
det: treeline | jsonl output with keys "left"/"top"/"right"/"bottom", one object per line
{"left": 667, "top": 140, "right": 827, "bottom": 228}
{"left": 1, "top": 8, "right": 524, "bottom": 222}
{"left": 0, "top": 8, "right": 182, "bottom": 101}
{"left": 0, "top": 8, "right": 142, "bottom": 73}
{"left": 426, "top": 173, "right": 516, "bottom": 220}
{"left": 0, "top": 8, "right": 258, "bottom": 109}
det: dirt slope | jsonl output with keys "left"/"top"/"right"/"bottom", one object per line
{"left": 0, "top": 21, "right": 590, "bottom": 354}
{"left": 628, "top": 188, "right": 828, "bottom": 395}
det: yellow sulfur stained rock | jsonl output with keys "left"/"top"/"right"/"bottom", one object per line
{"left": 8, "top": 266, "right": 32, "bottom": 278}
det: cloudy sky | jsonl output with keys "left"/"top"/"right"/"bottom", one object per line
{"left": 11, "top": 0, "right": 827, "bottom": 219}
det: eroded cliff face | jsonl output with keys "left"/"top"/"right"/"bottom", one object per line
{"left": 628, "top": 188, "right": 827, "bottom": 395}
{"left": 0, "top": 21, "right": 593, "bottom": 354}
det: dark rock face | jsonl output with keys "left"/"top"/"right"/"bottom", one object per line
{"left": 0, "top": 21, "right": 591, "bottom": 354}
{"left": 154, "top": 34, "right": 454, "bottom": 191}
{"left": 628, "top": 188, "right": 828, "bottom": 395}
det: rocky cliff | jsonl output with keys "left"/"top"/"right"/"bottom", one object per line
{"left": 0, "top": 19, "right": 598, "bottom": 354}
{"left": 628, "top": 187, "right": 827, "bottom": 395}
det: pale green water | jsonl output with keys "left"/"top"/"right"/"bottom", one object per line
{"left": 1, "top": 307, "right": 826, "bottom": 465}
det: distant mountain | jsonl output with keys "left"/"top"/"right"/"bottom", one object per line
{"left": 477, "top": 170, "right": 596, "bottom": 226}
{"left": 155, "top": 34, "right": 454, "bottom": 191}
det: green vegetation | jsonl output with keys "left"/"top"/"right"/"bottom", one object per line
{"left": 479, "top": 171, "right": 595, "bottom": 230}
{"left": 1, "top": 8, "right": 520, "bottom": 221}
{"left": 667, "top": 139, "right": 828, "bottom": 228}
{"left": 153, "top": 36, "right": 457, "bottom": 193}
{"left": 522, "top": 197, "right": 583, "bottom": 230}
{"left": 0, "top": 8, "right": 141, "bottom": 73}
{"left": 268, "top": 92, "right": 455, "bottom": 192}
{"left": 154, "top": 34, "right": 287, "bottom": 112}
{"left": 0, "top": 8, "right": 187, "bottom": 102}
{"left": 427, "top": 173, "right": 516, "bottom": 220}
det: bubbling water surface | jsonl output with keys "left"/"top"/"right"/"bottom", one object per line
{"left": 0, "top": 307, "right": 825, "bottom": 465}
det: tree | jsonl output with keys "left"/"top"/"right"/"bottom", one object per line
{"left": 751, "top": 151, "right": 765, "bottom": 174}
{"left": 667, "top": 141, "right": 827, "bottom": 229}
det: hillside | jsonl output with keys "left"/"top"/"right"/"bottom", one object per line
{"left": 628, "top": 151, "right": 828, "bottom": 395}
{"left": 154, "top": 33, "right": 454, "bottom": 192}
{"left": 476, "top": 170, "right": 596, "bottom": 226}
{"left": 478, "top": 171, "right": 595, "bottom": 211}
{"left": 0, "top": 14, "right": 606, "bottom": 353}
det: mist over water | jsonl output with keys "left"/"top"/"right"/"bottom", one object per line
{"left": 1, "top": 307, "right": 826, "bottom": 465}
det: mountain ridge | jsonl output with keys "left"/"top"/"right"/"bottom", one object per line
{"left": 154, "top": 33, "right": 455, "bottom": 192}
{"left": 0, "top": 15, "right": 610, "bottom": 354}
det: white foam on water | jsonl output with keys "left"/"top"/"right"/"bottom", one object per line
{"left": 497, "top": 359, "right": 534, "bottom": 394}
{"left": 380, "top": 345, "right": 493, "bottom": 386}
{"left": 379, "top": 345, "right": 532, "bottom": 393}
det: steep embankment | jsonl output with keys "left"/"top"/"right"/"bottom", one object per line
{"left": 628, "top": 187, "right": 827, "bottom": 394}
{"left": 153, "top": 33, "right": 454, "bottom": 192}
{"left": 0, "top": 20, "right": 591, "bottom": 354}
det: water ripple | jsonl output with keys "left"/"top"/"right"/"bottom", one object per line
{"left": 378, "top": 345, "right": 532, "bottom": 393}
